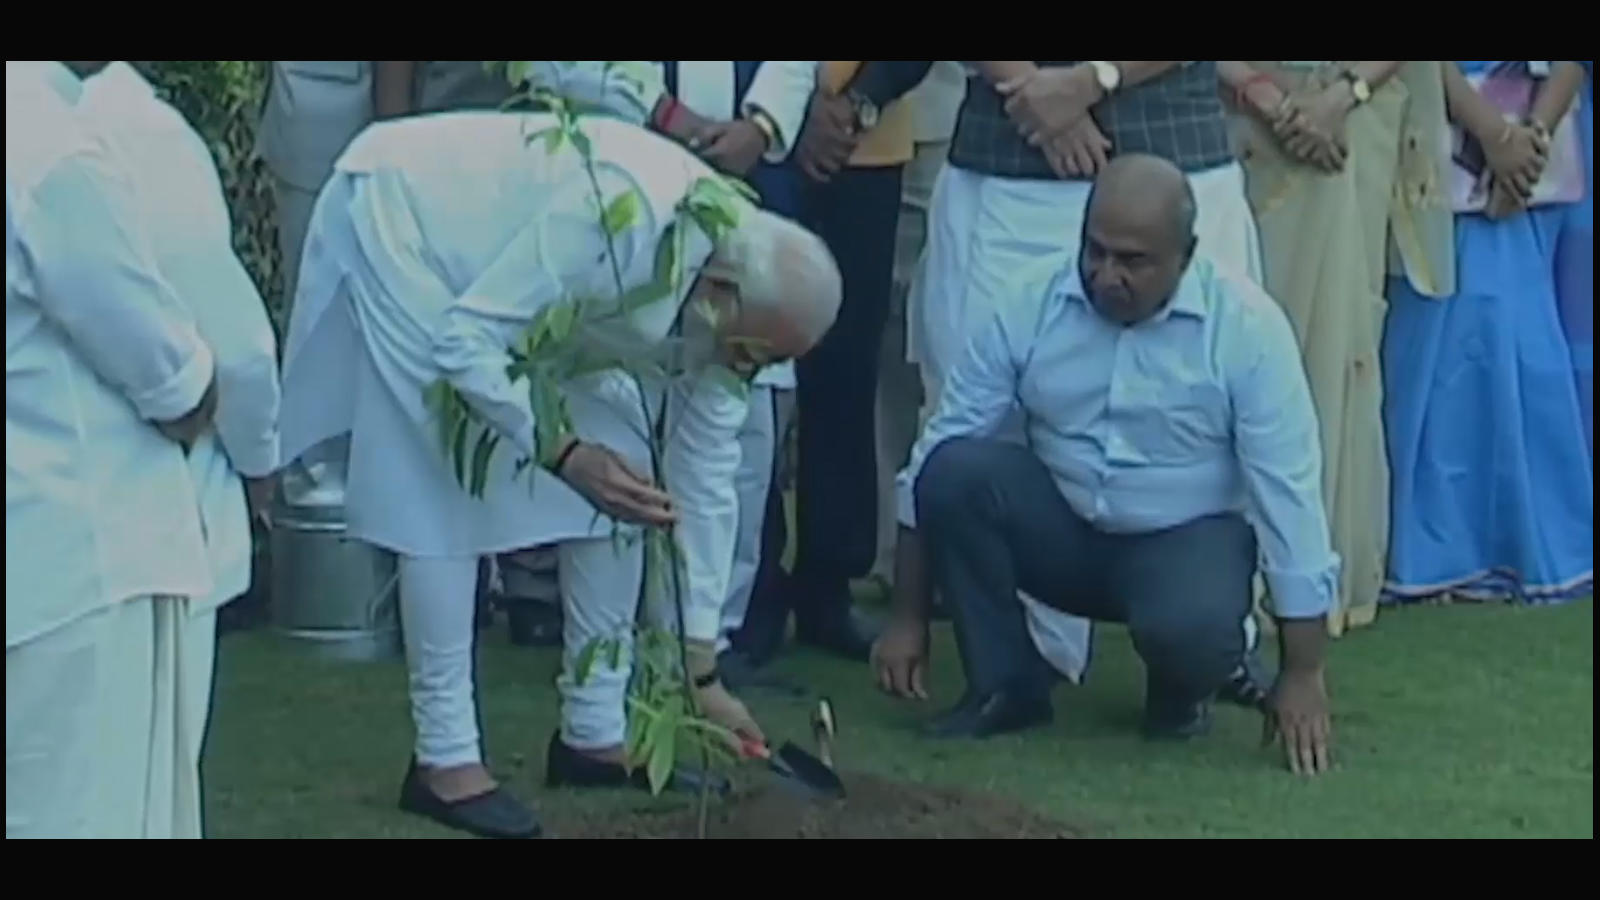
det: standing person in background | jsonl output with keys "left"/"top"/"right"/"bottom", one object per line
{"left": 650, "top": 61, "right": 818, "bottom": 687}
{"left": 1554, "top": 61, "right": 1593, "bottom": 460}
{"left": 871, "top": 61, "right": 966, "bottom": 592}
{"left": 8, "top": 60, "right": 218, "bottom": 838}
{"left": 258, "top": 62, "right": 376, "bottom": 311}
{"left": 1382, "top": 60, "right": 1593, "bottom": 605}
{"left": 884, "top": 61, "right": 1265, "bottom": 692}
{"left": 81, "top": 60, "right": 283, "bottom": 837}
{"left": 738, "top": 61, "right": 933, "bottom": 666}
{"left": 1221, "top": 61, "right": 1455, "bottom": 636}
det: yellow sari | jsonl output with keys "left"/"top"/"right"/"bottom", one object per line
{"left": 1234, "top": 62, "right": 1454, "bottom": 636}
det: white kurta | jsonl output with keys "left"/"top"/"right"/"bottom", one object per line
{"left": 6, "top": 61, "right": 215, "bottom": 839}
{"left": 278, "top": 111, "right": 749, "bottom": 642}
{"left": 83, "top": 62, "right": 281, "bottom": 611}
{"left": 906, "top": 159, "right": 1264, "bottom": 682}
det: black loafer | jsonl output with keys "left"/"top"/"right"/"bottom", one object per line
{"left": 923, "top": 690, "right": 1053, "bottom": 739}
{"left": 544, "top": 732, "right": 730, "bottom": 796}
{"left": 397, "top": 760, "right": 542, "bottom": 839}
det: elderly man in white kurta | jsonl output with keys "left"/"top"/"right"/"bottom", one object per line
{"left": 80, "top": 61, "right": 283, "bottom": 839}
{"left": 7, "top": 61, "right": 218, "bottom": 839}
{"left": 514, "top": 60, "right": 818, "bottom": 686}
{"left": 278, "top": 110, "right": 841, "bottom": 839}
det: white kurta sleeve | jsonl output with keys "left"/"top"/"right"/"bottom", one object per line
{"left": 15, "top": 147, "right": 215, "bottom": 423}
{"left": 163, "top": 136, "right": 282, "bottom": 477}
{"left": 742, "top": 61, "right": 818, "bottom": 163}
{"left": 661, "top": 369, "right": 750, "bottom": 642}
{"left": 431, "top": 170, "right": 659, "bottom": 461}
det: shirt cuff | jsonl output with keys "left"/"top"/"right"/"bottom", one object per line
{"left": 128, "top": 340, "right": 215, "bottom": 424}
{"left": 1262, "top": 557, "right": 1340, "bottom": 620}
{"left": 228, "top": 428, "right": 281, "bottom": 479}
{"left": 742, "top": 102, "right": 791, "bottom": 163}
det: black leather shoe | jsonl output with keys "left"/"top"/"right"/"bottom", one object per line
{"left": 718, "top": 649, "right": 806, "bottom": 697}
{"left": 796, "top": 606, "right": 881, "bottom": 663}
{"left": 544, "top": 733, "right": 730, "bottom": 796}
{"left": 922, "top": 690, "right": 1053, "bottom": 739}
{"left": 1142, "top": 700, "right": 1214, "bottom": 741}
{"left": 397, "top": 760, "right": 542, "bottom": 839}
{"left": 1218, "top": 649, "right": 1273, "bottom": 711}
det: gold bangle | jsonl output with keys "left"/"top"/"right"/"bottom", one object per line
{"left": 746, "top": 107, "right": 779, "bottom": 150}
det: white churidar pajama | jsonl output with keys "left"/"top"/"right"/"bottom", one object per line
{"left": 906, "top": 160, "right": 1264, "bottom": 682}
{"left": 7, "top": 62, "right": 215, "bottom": 839}
{"left": 278, "top": 113, "right": 747, "bottom": 761}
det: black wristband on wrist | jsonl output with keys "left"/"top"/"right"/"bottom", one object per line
{"left": 549, "top": 439, "right": 582, "bottom": 475}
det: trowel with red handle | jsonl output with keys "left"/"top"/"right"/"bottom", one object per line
{"left": 739, "top": 698, "right": 844, "bottom": 799}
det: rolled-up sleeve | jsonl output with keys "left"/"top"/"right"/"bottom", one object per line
{"left": 18, "top": 147, "right": 214, "bottom": 423}
{"left": 743, "top": 61, "right": 817, "bottom": 162}
{"left": 661, "top": 369, "right": 750, "bottom": 642}
{"left": 1229, "top": 302, "right": 1340, "bottom": 620}
{"left": 160, "top": 137, "right": 282, "bottom": 476}
{"left": 895, "top": 307, "right": 1020, "bottom": 529}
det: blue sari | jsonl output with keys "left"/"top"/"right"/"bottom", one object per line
{"left": 1381, "top": 60, "right": 1594, "bottom": 603}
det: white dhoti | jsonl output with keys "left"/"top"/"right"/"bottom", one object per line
{"left": 6, "top": 597, "right": 213, "bottom": 840}
{"left": 908, "top": 162, "right": 1264, "bottom": 682}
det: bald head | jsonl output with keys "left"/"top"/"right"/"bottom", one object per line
{"left": 1089, "top": 154, "right": 1197, "bottom": 247}
{"left": 1077, "top": 154, "right": 1199, "bottom": 326}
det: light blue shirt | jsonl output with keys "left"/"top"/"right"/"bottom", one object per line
{"left": 896, "top": 256, "right": 1340, "bottom": 620}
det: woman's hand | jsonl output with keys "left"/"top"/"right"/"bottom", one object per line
{"left": 1482, "top": 121, "right": 1548, "bottom": 201}
{"left": 1273, "top": 86, "right": 1350, "bottom": 173}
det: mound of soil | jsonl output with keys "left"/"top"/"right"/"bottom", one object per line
{"left": 552, "top": 773, "right": 1080, "bottom": 839}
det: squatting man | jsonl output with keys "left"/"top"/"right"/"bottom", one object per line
{"left": 278, "top": 110, "right": 842, "bottom": 839}
{"left": 872, "top": 155, "right": 1337, "bottom": 777}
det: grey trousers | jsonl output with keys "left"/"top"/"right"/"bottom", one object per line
{"left": 916, "top": 438, "right": 1256, "bottom": 717}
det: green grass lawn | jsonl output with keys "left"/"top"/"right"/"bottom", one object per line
{"left": 203, "top": 599, "right": 1593, "bottom": 838}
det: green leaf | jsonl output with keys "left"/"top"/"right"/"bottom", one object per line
{"left": 725, "top": 177, "right": 761, "bottom": 203}
{"left": 624, "top": 697, "right": 655, "bottom": 772}
{"left": 574, "top": 638, "right": 602, "bottom": 686}
{"left": 505, "top": 60, "right": 531, "bottom": 87}
{"left": 608, "top": 636, "right": 623, "bottom": 671}
{"left": 602, "top": 189, "right": 641, "bottom": 237}
{"left": 646, "top": 703, "right": 678, "bottom": 796}
{"left": 569, "top": 127, "right": 593, "bottom": 159}
{"left": 451, "top": 416, "right": 470, "bottom": 489}
{"left": 469, "top": 429, "right": 497, "bottom": 498}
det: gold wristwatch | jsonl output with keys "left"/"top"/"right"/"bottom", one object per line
{"left": 1340, "top": 70, "right": 1373, "bottom": 105}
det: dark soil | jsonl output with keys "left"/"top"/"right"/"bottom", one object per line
{"left": 551, "top": 773, "right": 1081, "bottom": 839}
